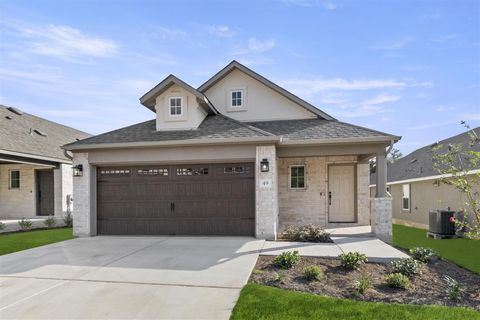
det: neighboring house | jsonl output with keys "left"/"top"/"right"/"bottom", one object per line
{"left": 0, "top": 105, "right": 91, "bottom": 219}
{"left": 64, "top": 61, "right": 400, "bottom": 241}
{"left": 370, "top": 128, "right": 480, "bottom": 229}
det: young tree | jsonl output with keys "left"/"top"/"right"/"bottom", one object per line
{"left": 433, "top": 122, "right": 480, "bottom": 239}
{"left": 388, "top": 148, "right": 403, "bottom": 164}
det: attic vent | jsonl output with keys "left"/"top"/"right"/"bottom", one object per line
{"left": 410, "top": 158, "right": 417, "bottom": 163}
{"left": 7, "top": 107, "right": 23, "bottom": 115}
{"left": 33, "top": 129, "right": 47, "bottom": 137}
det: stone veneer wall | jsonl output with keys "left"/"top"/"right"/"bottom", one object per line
{"left": 277, "top": 156, "right": 370, "bottom": 230}
{"left": 72, "top": 152, "right": 96, "bottom": 236}
{"left": 54, "top": 163, "right": 73, "bottom": 217}
{"left": 255, "top": 145, "right": 278, "bottom": 239}
{"left": 371, "top": 197, "right": 393, "bottom": 243}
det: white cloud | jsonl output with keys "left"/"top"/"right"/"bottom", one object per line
{"left": 435, "top": 105, "right": 457, "bottom": 112}
{"left": 149, "top": 27, "right": 187, "bottom": 40}
{"left": 431, "top": 34, "right": 457, "bottom": 43}
{"left": 362, "top": 94, "right": 401, "bottom": 105}
{"left": 322, "top": 1, "right": 337, "bottom": 10}
{"left": 371, "top": 37, "right": 413, "bottom": 50}
{"left": 236, "top": 56, "right": 274, "bottom": 66}
{"left": 231, "top": 38, "right": 276, "bottom": 55}
{"left": 282, "top": 0, "right": 337, "bottom": 9}
{"left": 208, "top": 25, "right": 235, "bottom": 38}
{"left": 10, "top": 22, "right": 118, "bottom": 59}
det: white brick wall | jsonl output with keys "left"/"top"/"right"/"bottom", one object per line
{"left": 54, "top": 163, "right": 73, "bottom": 218}
{"left": 255, "top": 145, "right": 278, "bottom": 239}
{"left": 371, "top": 197, "right": 393, "bottom": 243}
{"left": 72, "top": 152, "right": 95, "bottom": 236}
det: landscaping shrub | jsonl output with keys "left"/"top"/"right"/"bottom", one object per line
{"left": 272, "top": 270, "right": 286, "bottom": 283}
{"left": 386, "top": 273, "right": 410, "bottom": 289}
{"left": 444, "top": 275, "right": 463, "bottom": 301}
{"left": 281, "top": 224, "right": 332, "bottom": 242}
{"left": 43, "top": 215, "right": 56, "bottom": 228}
{"left": 0, "top": 221, "right": 5, "bottom": 231}
{"left": 391, "top": 258, "right": 423, "bottom": 277}
{"left": 18, "top": 218, "right": 33, "bottom": 231}
{"left": 63, "top": 211, "right": 73, "bottom": 228}
{"left": 354, "top": 275, "right": 371, "bottom": 295}
{"left": 303, "top": 265, "right": 324, "bottom": 281}
{"left": 339, "top": 252, "right": 368, "bottom": 270}
{"left": 274, "top": 251, "right": 300, "bottom": 269}
{"left": 409, "top": 247, "right": 436, "bottom": 263}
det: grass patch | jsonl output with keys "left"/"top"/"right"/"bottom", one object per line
{"left": 0, "top": 228, "right": 74, "bottom": 255}
{"left": 231, "top": 284, "right": 480, "bottom": 320}
{"left": 393, "top": 224, "right": 480, "bottom": 273}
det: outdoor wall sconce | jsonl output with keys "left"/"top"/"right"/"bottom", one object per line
{"left": 260, "top": 158, "right": 269, "bottom": 172}
{"left": 73, "top": 164, "right": 83, "bottom": 177}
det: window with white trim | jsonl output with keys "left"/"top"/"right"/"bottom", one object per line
{"left": 230, "top": 90, "right": 243, "bottom": 108}
{"left": 402, "top": 184, "right": 410, "bottom": 211}
{"left": 169, "top": 97, "right": 183, "bottom": 116}
{"left": 290, "top": 165, "right": 305, "bottom": 189}
{"left": 9, "top": 170, "right": 20, "bottom": 189}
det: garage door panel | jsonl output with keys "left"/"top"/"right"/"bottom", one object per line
{"left": 97, "top": 163, "right": 255, "bottom": 236}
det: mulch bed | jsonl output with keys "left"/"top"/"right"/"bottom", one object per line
{"left": 250, "top": 255, "right": 480, "bottom": 310}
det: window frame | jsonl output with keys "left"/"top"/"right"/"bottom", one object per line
{"left": 9, "top": 170, "right": 20, "bottom": 189}
{"left": 230, "top": 89, "right": 244, "bottom": 108}
{"left": 289, "top": 165, "right": 306, "bottom": 190}
{"left": 402, "top": 183, "right": 410, "bottom": 211}
{"left": 169, "top": 97, "right": 183, "bottom": 117}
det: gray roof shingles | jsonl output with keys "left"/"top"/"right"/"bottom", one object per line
{"left": 371, "top": 127, "right": 480, "bottom": 183}
{"left": 0, "top": 105, "right": 91, "bottom": 162}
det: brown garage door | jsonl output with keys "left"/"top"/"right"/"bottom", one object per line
{"left": 97, "top": 163, "right": 255, "bottom": 236}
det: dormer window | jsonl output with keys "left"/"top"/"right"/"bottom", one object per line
{"left": 230, "top": 90, "right": 243, "bottom": 108}
{"left": 169, "top": 97, "right": 183, "bottom": 116}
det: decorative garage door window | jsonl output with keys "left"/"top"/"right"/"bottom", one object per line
{"left": 176, "top": 167, "right": 209, "bottom": 176}
{"left": 223, "top": 166, "right": 249, "bottom": 174}
{"left": 100, "top": 169, "right": 130, "bottom": 175}
{"left": 137, "top": 168, "right": 169, "bottom": 176}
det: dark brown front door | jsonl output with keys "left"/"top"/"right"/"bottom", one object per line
{"left": 36, "top": 170, "right": 54, "bottom": 216}
{"left": 96, "top": 163, "right": 255, "bottom": 236}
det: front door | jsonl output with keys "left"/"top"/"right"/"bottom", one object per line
{"left": 328, "top": 164, "right": 355, "bottom": 222}
{"left": 36, "top": 170, "right": 54, "bottom": 216}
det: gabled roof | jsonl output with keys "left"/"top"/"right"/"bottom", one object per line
{"left": 247, "top": 119, "right": 400, "bottom": 144}
{"left": 139, "top": 74, "right": 217, "bottom": 114}
{"left": 0, "top": 105, "right": 91, "bottom": 162}
{"left": 197, "top": 60, "right": 335, "bottom": 121}
{"left": 370, "top": 127, "right": 480, "bottom": 184}
{"left": 64, "top": 114, "right": 277, "bottom": 150}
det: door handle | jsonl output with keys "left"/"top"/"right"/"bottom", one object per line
{"left": 170, "top": 202, "right": 175, "bottom": 212}
{"left": 328, "top": 192, "right": 332, "bottom": 205}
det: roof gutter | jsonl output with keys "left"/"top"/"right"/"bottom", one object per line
{"left": 369, "top": 169, "right": 480, "bottom": 187}
{"left": 278, "top": 135, "right": 401, "bottom": 146}
{"left": 64, "top": 136, "right": 280, "bottom": 151}
{"left": 0, "top": 149, "right": 70, "bottom": 164}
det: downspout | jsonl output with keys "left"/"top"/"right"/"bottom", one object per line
{"left": 63, "top": 149, "right": 73, "bottom": 161}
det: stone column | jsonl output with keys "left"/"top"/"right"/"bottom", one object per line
{"left": 372, "top": 149, "right": 392, "bottom": 243}
{"left": 54, "top": 163, "right": 73, "bottom": 222}
{"left": 375, "top": 151, "right": 387, "bottom": 198}
{"left": 72, "top": 152, "right": 95, "bottom": 236}
{"left": 255, "top": 145, "right": 278, "bottom": 239}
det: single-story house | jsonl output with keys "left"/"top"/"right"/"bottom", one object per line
{"left": 64, "top": 61, "right": 400, "bottom": 241}
{"left": 370, "top": 127, "right": 480, "bottom": 229}
{"left": 0, "top": 105, "right": 91, "bottom": 219}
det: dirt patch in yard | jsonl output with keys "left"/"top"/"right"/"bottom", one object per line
{"left": 250, "top": 256, "right": 480, "bottom": 311}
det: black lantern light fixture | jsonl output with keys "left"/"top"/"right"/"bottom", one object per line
{"left": 260, "top": 158, "right": 269, "bottom": 172}
{"left": 73, "top": 164, "right": 83, "bottom": 177}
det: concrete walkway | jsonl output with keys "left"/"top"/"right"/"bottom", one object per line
{"left": 261, "top": 236, "right": 409, "bottom": 263}
{"left": 0, "top": 236, "right": 264, "bottom": 320}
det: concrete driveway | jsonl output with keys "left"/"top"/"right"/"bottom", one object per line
{"left": 0, "top": 236, "right": 264, "bottom": 320}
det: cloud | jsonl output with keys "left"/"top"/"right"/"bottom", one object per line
{"left": 362, "top": 94, "right": 401, "bottom": 105}
{"left": 371, "top": 37, "right": 413, "bottom": 50}
{"left": 208, "top": 25, "right": 235, "bottom": 38}
{"left": 231, "top": 38, "right": 276, "bottom": 55}
{"left": 431, "top": 34, "right": 457, "bottom": 43}
{"left": 149, "top": 27, "right": 187, "bottom": 40}
{"left": 435, "top": 105, "right": 456, "bottom": 112}
{"left": 282, "top": 0, "right": 337, "bottom": 9}
{"left": 6, "top": 21, "right": 118, "bottom": 59}
{"left": 236, "top": 56, "right": 274, "bottom": 66}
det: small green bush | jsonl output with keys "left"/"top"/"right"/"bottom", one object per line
{"left": 354, "top": 275, "right": 371, "bottom": 295}
{"left": 281, "top": 224, "right": 332, "bottom": 242}
{"left": 386, "top": 273, "right": 410, "bottom": 289}
{"left": 272, "top": 270, "right": 286, "bottom": 283}
{"left": 444, "top": 275, "right": 463, "bottom": 302}
{"left": 409, "top": 247, "right": 436, "bottom": 263}
{"left": 43, "top": 215, "right": 56, "bottom": 228}
{"left": 274, "top": 251, "right": 300, "bottom": 269}
{"left": 303, "top": 265, "right": 324, "bottom": 281}
{"left": 63, "top": 211, "right": 73, "bottom": 228}
{"left": 18, "top": 218, "right": 33, "bottom": 231}
{"left": 391, "top": 258, "right": 423, "bottom": 277}
{"left": 339, "top": 252, "right": 368, "bottom": 270}
{"left": 0, "top": 221, "right": 5, "bottom": 231}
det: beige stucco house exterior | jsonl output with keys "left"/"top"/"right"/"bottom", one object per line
{"left": 64, "top": 61, "right": 400, "bottom": 242}
{"left": 370, "top": 128, "right": 480, "bottom": 229}
{"left": 0, "top": 105, "right": 90, "bottom": 220}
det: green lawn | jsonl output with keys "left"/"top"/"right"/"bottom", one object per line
{"left": 393, "top": 224, "right": 480, "bottom": 273}
{"left": 231, "top": 284, "right": 480, "bottom": 320}
{"left": 0, "top": 228, "right": 74, "bottom": 255}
